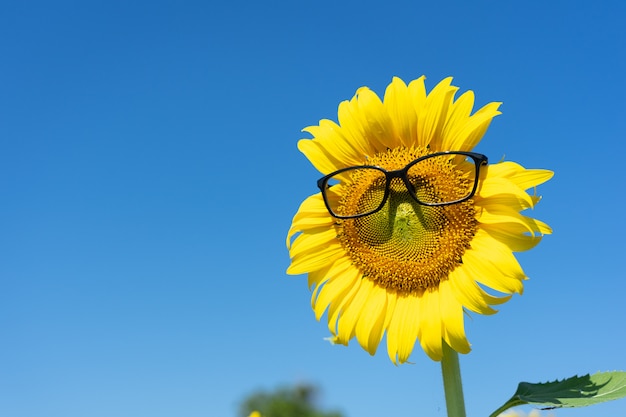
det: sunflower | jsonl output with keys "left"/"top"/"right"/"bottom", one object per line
{"left": 286, "top": 76, "right": 552, "bottom": 364}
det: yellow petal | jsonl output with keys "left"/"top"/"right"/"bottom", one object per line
{"left": 386, "top": 294, "right": 420, "bottom": 364}
{"left": 288, "top": 227, "right": 338, "bottom": 259}
{"left": 336, "top": 274, "right": 371, "bottom": 343}
{"left": 307, "top": 256, "right": 335, "bottom": 290}
{"left": 439, "top": 280, "right": 471, "bottom": 354}
{"left": 418, "top": 77, "right": 458, "bottom": 150}
{"left": 477, "top": 208, "right": 533, "bottom": 232}
{"left": 303, "top": 121, "right": 366, "bottom": 168}
{"left": 440, "top": 90, "right": 475, "bottom": 150}
{"left": 319, "top": 118, "right": 371, "bottom": 157}
{"left": 481, "top": 222, "right": 545, "bottom": 252}
{"left": 326, "top": 272, "right": 361, "bottom": 339}
{"left": 464, "top": 235, "right": 526, "bottom": 294}
{"left": 355, "top": 87, "right": 400, "bottom": 150}
{"left": 308, "top": 255, "right": 354, "bottom": 295}
{"left": 297, "top": 139, "right": 345, "bottom": 175}
{"left": 466, "top": 230, "right": 528, "bottom": 294}
{"left": 447, "top": 101, "right": 502, "bottom": 151}
{"left": 486, "top": 162, "right": 553, "bottom": 190}
{"left": 417, "top": 288, "right": 443, "bottom": 360}
{"left": 383, "top": 76, "right": 418, "bottom": 148}
{"left": 354, "top": 281, "right": 388, "bottom": 354}
{"left": 476, "top": 205, "right": 552, "bottom": 237}
{"left": 448, "top": 268, "right": 498, "bottom": 315}
{"left": 510, "top": 168, "right": 554, "bottom": 190}
{"left": 287, "top": 194, "right": 333, "bottom": 247}
{"left": 312, "top": 259, "right": 359, "bottom": 321}
{"left": 337, "top": 95, "right": 382, "bottom": 155}
{"left": 287, "top": 243, "right": 344, "bottom": 275}
{"left": 288, "top": 215, "right": 334, "bottom": 242}
{"left": 407, "top": 76, "right": 427, "bottom": 123}
{"left": 475, "top": 193, "right": 533, "bottom": 212}
{"left": 477, "top": 175, "right": 535, "bottom": 208}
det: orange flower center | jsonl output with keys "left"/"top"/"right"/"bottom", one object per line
{"left": 335, "top": 147, "right": 477, "bottom": 294}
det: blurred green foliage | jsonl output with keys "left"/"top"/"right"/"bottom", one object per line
{"left": 239, "top": 384, "right": 344, "bottom": 417}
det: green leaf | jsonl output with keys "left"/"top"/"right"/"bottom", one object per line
{"left": 489, "top": 371, "right": 626, "bottom": 417}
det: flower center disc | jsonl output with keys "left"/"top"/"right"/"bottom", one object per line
{"left": 336, "top": 147, "right": 477, "bottom": 294}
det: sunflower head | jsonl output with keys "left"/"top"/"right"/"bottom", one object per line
{"left": 287, "top": 76, "right": 552, "bottom": 364}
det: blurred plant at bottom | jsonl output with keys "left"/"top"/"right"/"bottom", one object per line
{"left": 239, "top": 383, "right": 344, "bottom": 417}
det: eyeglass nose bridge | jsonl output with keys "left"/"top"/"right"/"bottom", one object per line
{"left": 377, "top": 168, "right": 422, "bottom": 208}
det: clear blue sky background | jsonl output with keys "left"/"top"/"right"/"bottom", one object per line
{"left": 1, "top": 1, "right": 624, "bottom": 416}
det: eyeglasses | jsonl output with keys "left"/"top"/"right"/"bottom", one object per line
{"left": 317, "top": 151, "right": 488, "bottom": 219}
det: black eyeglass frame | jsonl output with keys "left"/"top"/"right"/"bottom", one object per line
{"left": 317, "top": 151, "right": 488, "bottom": 219}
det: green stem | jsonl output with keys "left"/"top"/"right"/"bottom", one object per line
{"left": 441, "top": 341, "right": 466, "bottom": 417}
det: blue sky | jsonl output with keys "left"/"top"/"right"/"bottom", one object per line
{"left": 1, "top": 1, "right": 625, "bottom": 416}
